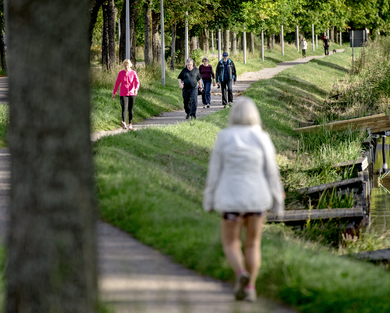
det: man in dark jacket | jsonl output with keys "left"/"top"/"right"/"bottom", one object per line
{"left": 216, "top": 52, "right": 237, "bottom": 108}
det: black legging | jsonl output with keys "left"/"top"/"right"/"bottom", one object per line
{"left": 120, "top": 96, "right": 136, "bottom": 124}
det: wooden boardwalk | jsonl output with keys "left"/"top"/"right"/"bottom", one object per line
{"left": 295, "top": 114, "right": 390, "bottom": 134}
{"left": 267, "top": 207, "right": 364, "bottom": 223}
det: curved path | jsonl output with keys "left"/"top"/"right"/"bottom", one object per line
{"left": 1, "top": 51, "right": 343, "bottom": 312}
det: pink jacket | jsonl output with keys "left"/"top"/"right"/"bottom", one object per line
{"left": 113, "top": 70, "right": 140, "bottom": 96}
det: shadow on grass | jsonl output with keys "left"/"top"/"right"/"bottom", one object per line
{"left": 311, "top": 58, "right": 349, "bottom": 73}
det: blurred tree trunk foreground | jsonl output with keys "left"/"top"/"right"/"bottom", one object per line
{"left": 5, "top": 1, "right": 97, "bottom": 312}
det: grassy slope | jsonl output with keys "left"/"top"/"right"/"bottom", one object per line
{"left": 95, "top": 48, "right": 390, "bottom": 313}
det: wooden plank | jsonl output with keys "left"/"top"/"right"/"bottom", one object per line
{"left": 295, "top": 114, "right": 388, "bottom": 133}
{"left": 352, "top": 249, "right": 390, "bottom": 261}
{"left": 267, "top": 207, "right": 364, "bottom": 222}
{"left": 333, "top": 156, "right": 368, "bottom": 172}
{"left": 298, "top": 176, "right": 364, "bottom": 195}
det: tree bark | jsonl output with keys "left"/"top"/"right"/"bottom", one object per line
{"left": 231, "top": 30, "right": 237, "bottom": 54}
{"left": 170, "top": 22, "right": 176, "bottom": 70}
{"left": 0, "top": 7, "right": 6, "bottom": 72}
{"left": 249, "top": 33, "right": 255, "bottom": 53}
{"left": 89, "top": 0, "right": 105, "bottom": 47}
{"left": 175, "top": 23, "right": 185, "bottom": 64}
{"left": 190, "top": 36, "right": 197, "bottom": 53}
{"left": 152, "top": 10, "right": 161, "bottom": 63}
{"left": 143, "top": 0, "right": 153, "bottom": 65}
{"left": 223, "top": 29, "right": 229, "bottom": 53}
{"left": 119, "top": 0, "right": 138, "bottom": 65}
{"left": 102, "top": 0, "right": 117, "bottom": 70}
{"left": 6, "top": 1, "right": 97, "bottom": 312}
{"left": 199, "top": 29, "right": 209, "bottom": 54}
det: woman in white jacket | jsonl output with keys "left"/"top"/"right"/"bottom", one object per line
{"left": 203, "top": 97, "right": 284, "bottom": 302}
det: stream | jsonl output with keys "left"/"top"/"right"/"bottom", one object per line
{"left": 370, "top": 137, "right": 390, "bottom": 232}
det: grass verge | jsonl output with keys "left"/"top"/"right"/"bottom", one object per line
{"left": 95, "top": 48, "right": 390, "bottom": 312}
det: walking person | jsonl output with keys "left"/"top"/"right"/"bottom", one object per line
{"left": 301, "top": 37, "right": 307, "bottom": 58}
{"left": 203, "top": 97, "right": 284, "bottom": 302}
{"left": 323, "top": 35, "right": 330, "bottom": 55}
{"left": 112, "top": 59, "right": 140, "bottom": 130}
{"left": 178, "top": 58, "right": 203, "bottom": 120}
{"left": 199, "top": 57, "right": 216, "bottom": 109}
{"left": 216, "top": 52, "right": 237, "bottom": 109}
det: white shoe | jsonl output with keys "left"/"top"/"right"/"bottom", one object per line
{"left": 245, "top": 289, "right": 257, "bottom": 302}
{"left": 120, "top": 121, "right": 127, "bottom": 129}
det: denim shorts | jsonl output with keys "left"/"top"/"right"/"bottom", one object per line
{"left": 222, "top": 212, "right": 264, "bottom": 222}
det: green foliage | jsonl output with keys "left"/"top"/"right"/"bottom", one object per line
{"left": 328, "top": 39, "right": 390, "bottom": 119}
{"left": 0, "top": 105, "right": 9, "bottom": 149}
{"left": 317, "top": 187, "right": 357, "bottom": 209}
{"left": 190, "top": 48, "right": 203, "bottom": 65}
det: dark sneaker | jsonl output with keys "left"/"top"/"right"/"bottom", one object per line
{"left": 203, "top": 105, "right": 206, "bottom": 108}
{"left": 234, "top": 272, "right": 250, "bottom": 301}
{"left": 224, "top": 105, "right": 227, "bottom": 109}
{"left": 228, "top": 103, "right": 233, "bottom": 107}
{"left": 186, "top": 114, "right": 190, "bottom": 119}
{"left": 207, "top": 104, "right": 210, "bottom": 108}
{"left": 190, "top": 115, "right": 196, "bottom": 120}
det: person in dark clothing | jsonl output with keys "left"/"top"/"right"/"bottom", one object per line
{"left": 323, "top": 35, "right": 330, "bottom": 55}
{"left": 216, "top": 52, "right": 237, "bottom": 108}
{"left": 178, "top": 58, "right": 203, "bottom": 120}
{"left": 199, "top": 57, "right": 216, "bottom": 109}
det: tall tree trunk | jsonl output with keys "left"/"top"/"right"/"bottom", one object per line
{"left": 119, "top": 0, "right": 138, "bottom": 65}
{"left": 170, "top": 22, "right": 176, "bottom": 70}
{"left": 0, "top": 10, "right": 6, "bottom": 72}
{"left": 89, "top": 0, "right": 105, "bottom": 47}
{"left": 199, "top": 29, "right": 209, "bottom": 54}
{"left": 223, "top": 29, "right": 229, "bottom": 52}
{"left": 175, "top": 24, "right": 184, "bottom": 64}
{"left": 152, "top": 10, "right": 161, "bottom": 63}
{"left": 190, "top": 36, "right": 197, "bottom": 54}
{"left": 102, "top": 0, "right": 117, "bottom": 70}
{"left": 6, "top": 1, "right": 97, "bottom": 312}
{"left": 231, "top": 30, "right": 237, "bottom": 54}
{"left": 267, "top": 34, "right": 270, "bottom": 49}
{"left": 249, "top": 33, "right": 255, "bottom": 53}
{"left": 143, "top": 1, "right": 153, "bottom": 65}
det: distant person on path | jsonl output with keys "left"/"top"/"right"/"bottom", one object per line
{"left": 323, "top": 35, "right": 330, "bottom": 55}
{"left": 203, "top": 97, "right": 285, "bottom": 302}
{"left": 216, "top": 52, "right": 237, "bottom": 109}
{"left": 199, "top": 57, "right": 216, "bottom": 109}
{"left": 301, "top": 37, "right": 307, "bottom": 58}
{"left": 112, "top": 59, "right": 140, "bottom": 130}
{"left": 178, "top": 58, "right": 203, "bottom": 120}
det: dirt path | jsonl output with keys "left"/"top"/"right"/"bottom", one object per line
{"left": 1, "top": 52, "right": 344, "bottom": 312}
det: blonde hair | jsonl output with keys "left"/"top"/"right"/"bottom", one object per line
{"left": 228, "top": 96, "right": 261, "bottom": 126}
{"left": 123, "top": 59, "right": 132, "bottom": 68}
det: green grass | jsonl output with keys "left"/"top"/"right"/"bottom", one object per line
{"left": 0, "top": 105, "right": 8, "bottom": 149}
{"left": 95, "top": 48, "right": 390, "bottom": 312}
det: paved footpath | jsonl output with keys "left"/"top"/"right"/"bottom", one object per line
{"left": 1, "top": 52, "right": 343, "bottom": 312}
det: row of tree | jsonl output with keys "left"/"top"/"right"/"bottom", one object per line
{"left": 89, "top": 0, "right": 390, "bottom": 70}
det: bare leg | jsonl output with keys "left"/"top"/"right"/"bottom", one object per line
{"left": 244, "top": 215, "right": 265, "bottom": 287}
{"left": 221, "top": 217, "right": 245, "bottom": 274}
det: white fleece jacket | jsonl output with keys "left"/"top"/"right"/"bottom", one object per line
{"left": 203, "top": 125, "right": 284, "bottom": 215}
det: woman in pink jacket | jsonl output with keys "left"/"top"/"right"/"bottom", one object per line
{"left": 112, "top": 59, "right": 140, "bottom": 130}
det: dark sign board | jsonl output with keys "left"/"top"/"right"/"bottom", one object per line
{"left": 350, "top": 30, "right": 368, "bottom": 47}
